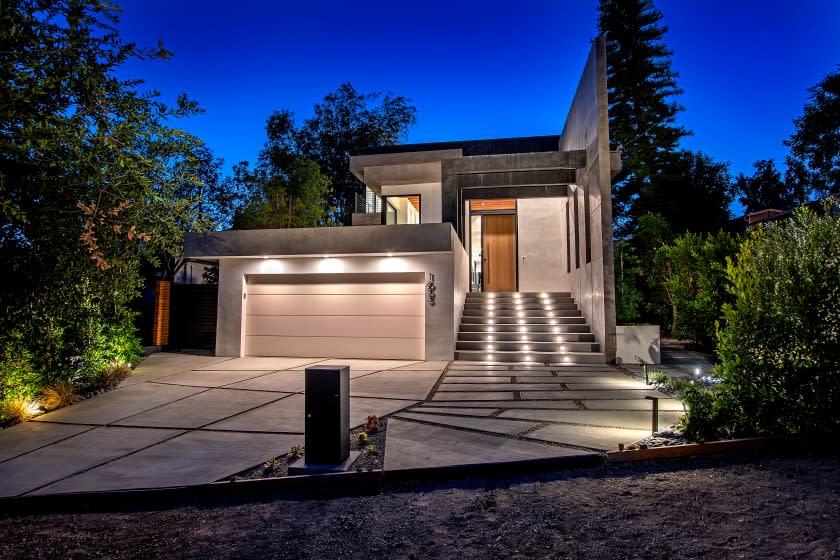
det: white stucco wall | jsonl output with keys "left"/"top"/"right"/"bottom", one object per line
{"left": 215, "top": 247, "right": 467, "bottom": 361}
{"left": 380, "top": 182, "right": 442, "bottom": 224}
{"left": 517, "top": 197, "right": 564, "bottom": 292}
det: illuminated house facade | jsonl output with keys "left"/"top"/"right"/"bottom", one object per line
{"left": 185, "top": 37, "right": 618, "bottom": 364}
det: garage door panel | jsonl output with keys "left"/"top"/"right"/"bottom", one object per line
{"left": 247, "top": 293, "right": 424, "bottom": 317}
{"left": 247, "top": 282, "right": 423, "bottom": 296}
{"left": 246, "top": 336, "right": 424, "bottom": 360}
{"left": 244, "top": 274, "right": 425, "bottom": 360}
{"left": 246, "top": 315, "right": 424, "bottom": 338}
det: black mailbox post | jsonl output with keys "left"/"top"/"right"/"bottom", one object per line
{"left": 304, "top": 365, "right": 350, "bottom": 464}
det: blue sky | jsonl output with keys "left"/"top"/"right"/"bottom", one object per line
{"left": 116, "top": 0, "right": 839, "bottom": 182}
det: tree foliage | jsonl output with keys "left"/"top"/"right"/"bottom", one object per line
{"left": 735, "top": 159, "right": 805, "bottom": 213}
{"left": 785, "top": 68, "right": 840, "bottom": 198}
{"left": 633, "top": 149, "right": 733, "bottom": 233}
{"left": 598, "top": 0, "right": 689, "bottom": 229}
{"left": 253, "top": 84, "right": 417, "bottom": 225}
{"left": 0, "top": 0, "right": 209, "bottom": 407}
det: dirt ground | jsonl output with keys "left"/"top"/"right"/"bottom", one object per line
{"left": 1, "top": 449, "right": 838, "bottom": 560}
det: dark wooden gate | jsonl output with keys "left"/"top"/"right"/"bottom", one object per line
{"left": 169, "top": 283, "right": 218, "bottom": 351}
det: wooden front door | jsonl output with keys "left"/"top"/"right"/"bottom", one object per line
{"left": 482, "top": 214, "right": 516, "bottom": 292}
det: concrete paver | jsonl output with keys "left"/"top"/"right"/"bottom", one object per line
{"left": 498, "top": 409, "right": 684, "bottom": 430}
{"left": 408, "top": 406, "right": 499, "bottom": 417}
{"left": 150, "top": 369, "right": 275, "bottom": 387}
{"left": 383, "top": 419, "right": 595, "bottom": 470}
{"left": 418, "top": 400, "right": 579, "bottom": 409}
{"left": 31, "top": 383, "right": 205, "bottom": 425}
{"left": 0, "top": 422, "right": 93, "bottom": 463}
{"left": 113, "top": 389, "right": 285, "bottom": 429}
{"left": 582, "top": 399, "right": 684, "bottom": 411}
{"left": 118, "top": 354, "right": 232, "bottom": 387}
{"left": 225, "top": 371, "right": 306, "bottom": 393}
{"left": 0, "top": 427, "right": 183, "bottom": 497}
{"left": 196, "top": 357, "right": 323, "bottom": 371}
{"left": 519, "top": 390, "right": 664, "bottom": 400}
{"left": 431, "top": 391, "right": 516, "bottom": 401}
{"left": 204, "top": 394, "right": 305, "bottom": 433}
{"left": 389, "top": 361, "right": 449, "bottom": 371}
{"left": 33, "top": 431, "right": 300, "bottom": 495}
{"left": 441, "top": 376, "right": 513, "bottom": 383}
{"left": 349, "top": 370, "right": 442, "bottom": 400}
{"left": 395, "top": 412, "right": 540, "bottom": 436}
{"left": 525, "top": 423, "right": 652, "bottom": 452}
{"left": 315, "top": 359, "right": 422, "bottom": 370}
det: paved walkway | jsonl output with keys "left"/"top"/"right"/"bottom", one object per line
{"left": 0, "top": 354, "right": 683, "bottom": 497}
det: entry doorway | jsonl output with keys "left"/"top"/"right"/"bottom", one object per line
{"left": 469, "top": 199, "right": 517, "bottom": 292}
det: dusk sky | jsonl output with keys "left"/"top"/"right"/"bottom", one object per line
{"left": 116, "top": 0, "right": 839, "bottom": 185}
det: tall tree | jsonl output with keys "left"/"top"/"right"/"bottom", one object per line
{"left": 0, "top": 0, "right": 209, "bottom": 391}
{"left": 785, "top": 68, "right": 840, "bottom": 198}
{"left": 633, "top": 150, "right": 733, "bottom": 234}
{"left": 598, "top": 0, "right": 690, "bottom": 231}
{"left": 231, "top": 111, "right": 333, "bottom": 230}
{"left": 735, "top": 159, "right": 804, "bottom": 213}
{"left": 261, "top": 83, "right": 417, "bottom": 225}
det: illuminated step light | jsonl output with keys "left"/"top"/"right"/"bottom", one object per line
{"left": 486, "top": 344, "right": 495, "bottom": 351}
{"left": 555, "top": 336, "right": 564, "bottom": 343}
{"left": 487, "top": 354, "right": 495, "bottom": 361}
{"left": 522, "top": 344, "right": 530, "bottom": 351}
{"left": 519, "top": 326, "right": 528, "bottom": 332}
{"left": 486, "top": 335, "right": 494, "bottom": 341}
{"left": 520, "top": 335, "right": 528, "bottom": 342}
{"left": 487, "top": 326, "right": 494, "bottom": 332}
{"left": 552, "top": 327, "right": 560, "bottom": 333}
{"left": 488, "top": 319, "right": 494, "bottom": 325}
{"left": 548, "top": 311, "right": 555, "bottom": 317}
{"left": 489, "top": 311, "right": 494, "bottom": 317}
{"left": 518, "top": 319, "right": 525, "bottom": 325}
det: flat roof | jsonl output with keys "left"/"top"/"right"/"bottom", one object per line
{"left": 360, "top": 135, "right": 561, "bottom": 157}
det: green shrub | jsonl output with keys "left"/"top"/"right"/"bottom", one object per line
{"left": 660, "top": 230, "right": 740, "bottom": 347}
{"left": 0, "top": 332, "right": 41, "bottom": 402}
{"left": 708, "top": 201, "right": 840, "bottom": 438}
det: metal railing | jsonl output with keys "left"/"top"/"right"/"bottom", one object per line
{"left": 353, "top": 190, "right": 382, "bottom": 214}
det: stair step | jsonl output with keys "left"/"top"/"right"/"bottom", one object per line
{"left": 465, "top": 291, "right": 571, "bottom": 299}
{"left": 463, "top": 302, "right": 578, "bottom": 311}
{"left": 458, "top": 332, "right": 596, "bottom": 343}
{"left": 454, "top": 350, "right": 607, "bottom": 364}
{"left": 456, "top": 340, "right": 599, "bottom": 353}
{"left": 461, "top": 316, "right": 584, "bottom": 325}
{"left": 459, "top": 324, "right": 592, "bottom": 333}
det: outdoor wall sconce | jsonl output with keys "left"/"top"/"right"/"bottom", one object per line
{"left": 426, "top": 273, "right": 436, "bottom": 306}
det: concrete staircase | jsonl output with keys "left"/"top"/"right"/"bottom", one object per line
{"left": 455, "top": 291, "right": 605, "bottom": 364}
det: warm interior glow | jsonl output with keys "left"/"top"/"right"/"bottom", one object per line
{"left": 470, "top": 198, "right": 516, "bottom": 211}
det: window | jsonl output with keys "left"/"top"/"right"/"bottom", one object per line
{"left": 382, "top": 195, "right": 421, "bottom": 224}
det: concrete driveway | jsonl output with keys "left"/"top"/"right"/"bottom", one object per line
{"left": 0, "top": 354, "right": 682, "bottom": 497}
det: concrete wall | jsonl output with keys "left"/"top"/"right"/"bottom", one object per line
{"left": 381, "top": 182, "right": 442, "bottom": 223}
{"left": 517, "top": 197, "right": 564, "bottom": 292}
{"left": 557, "top": 36, "right": 617, "bottom": 360}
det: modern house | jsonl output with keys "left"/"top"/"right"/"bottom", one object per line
{"left": 184, "top": 37, "right": 619, "bottom": 364}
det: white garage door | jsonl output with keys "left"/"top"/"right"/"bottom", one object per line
{"left": 244, "top": 272, "right": 425, "bottom": 360}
